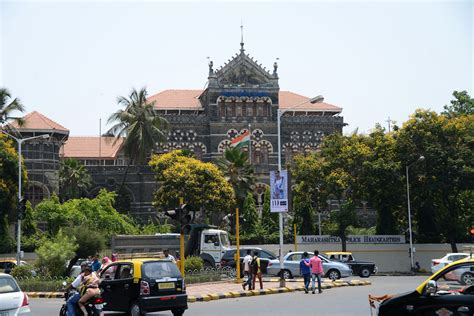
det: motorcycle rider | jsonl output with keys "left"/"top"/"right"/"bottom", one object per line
{"left": 77, "top": 264, "right": 100, "bottom": 316}
{"left": 65, "top": 262, "right": 89, "bottom": 316}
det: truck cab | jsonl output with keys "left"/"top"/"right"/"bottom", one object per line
{"left": 200, "top": 229, "right": 231, "bottom": 266}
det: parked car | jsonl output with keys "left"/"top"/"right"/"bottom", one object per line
{"left": 431, "top": 253, "right": 470, "bottom": 274}
{"left": 266, "top": 252, "right": 352, "bottom": 280}
{"left": 0, "top": 273, "right": 30, "bottom": 315}
{"left": 0, "top": 259, "right": 36, "bottom": 277}
{"left": 220, "top": 247, "right": 277, "bottom": 276}
{"left": 378, "top": 256, "right": 474, "bottom": 316}
{"left": 99, "top": 257, "right": 187, "bottom": 316}
{"left": 325, "top": 251, "right": 377, "bottom": 278}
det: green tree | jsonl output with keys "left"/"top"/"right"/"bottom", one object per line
{"left": 149, "top": 150, "right": 235, "bottom": 225}
{"left": 396, "top": 108, "right": 474, "bottom": 251}
{"left": 261, "top": 187, "right": 278, "bottom": 233}
{"left": 33, "top": 189, "right": 138, "bottom": 239}
{"left": 108, "top": 87, "right": 168, "bottom": 165}
{"left": 361, "top": 125, "right": 404, "bottom": 234}
{"left": 292, "top": 183, "right": 315, "bottom": 235}
{"left": 241, "top": 192, "right": 259, "bottom": 234}
{"left": 65, "top": 227, "right": 106, "bottom": 276}
{"left": 443, "top": 90, "right": 474, "bottom": 117}
{"left": 107, "top": 87, "right": 168, "bottom": 196}
{"left": 59, "top": 158, "right": 92, "bottom": 202}
{"left": 0, "top": 133, "right": 23, "bottom": 253}
{"left": 216, "top": 147, "right": 255, "bottom": 209}
{"left": 292, "top": 132, "right": 369, "bottom": 250}
{"left": 35, "top": 230, "right": 77, "bottom": 277}
{"left": 0, "top": 88, "right": 24, "bottom": 125}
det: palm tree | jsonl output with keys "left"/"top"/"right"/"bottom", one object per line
{"left": 0, "top": 88, "right": 25, "bottom": 126}
{"left": 216, "top": 147, "right": 255, "bottom": 209}
{"left": 108, "top": 87, "right": 168, "bottom": 165}
{"left": 107, "top": 88, "right": 168, "bottom": 198}
{"left": 59, "top": 158, "right": 92, "bottom": 201}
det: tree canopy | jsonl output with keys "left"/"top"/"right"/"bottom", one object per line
{"left": 149, "top": 150, "right": 235, "bottom": 223}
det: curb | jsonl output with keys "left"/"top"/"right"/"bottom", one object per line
{"left": 27, "top": 280, "right": 372, "bottom": 301}
{"left": 187, "top": 279, "right": 371, "bottom": 303}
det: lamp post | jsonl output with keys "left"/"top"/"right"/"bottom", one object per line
{"left": 406, "top": 155, "right": 424, "bottom": 271}
{"left": 1, "top": 131, "right": 49, "bottom": 265}
{"left": 276, "top": 95, "right": 321, "bottom": 284}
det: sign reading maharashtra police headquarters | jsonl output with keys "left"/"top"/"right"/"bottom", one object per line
{"left": 297, "top": 235, "right": 406, "bottom": 244}
{"left": 270, "top": 170, "right": 288, "bottom": 213}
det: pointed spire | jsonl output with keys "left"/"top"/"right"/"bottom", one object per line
{"left": 240, "top": 22, "right": 245, "bottom": 53}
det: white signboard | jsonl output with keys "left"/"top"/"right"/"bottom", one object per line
{"left": 270, "top": 170, "right": 288, "bottom": 213}
{"left": 297, "top": 235, "right": 406, "bottom": 244}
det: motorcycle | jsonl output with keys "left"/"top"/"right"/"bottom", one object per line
{"left": 59, "top": 282, "right": 105, "bottom": 316}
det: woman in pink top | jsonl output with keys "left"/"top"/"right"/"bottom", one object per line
{"left": 304, "top": 250, "right": 324, "bottom": 294}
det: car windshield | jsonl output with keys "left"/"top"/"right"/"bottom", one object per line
{"left": 142, "top": 261, "right": 181, "bottom": 279}
{"left": 220, "top": 233, "right": 230, "bottom": 247}
{"left": 0, "top": 275, "right": 20, "bottom": 293}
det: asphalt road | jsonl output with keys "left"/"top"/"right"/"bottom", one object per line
{"left": 28, "top": 276, "right": 426, "bottom": 316}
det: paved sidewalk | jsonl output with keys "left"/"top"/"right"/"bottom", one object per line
{"left": 186, "top": 279, "right": 371, "bottom": 302}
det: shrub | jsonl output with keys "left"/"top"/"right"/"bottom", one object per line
{"left": 11, "top": 265, "right": 35, "bottom": 279}
{"left": 17, "top": 277, "right": 72, "bottom": 292}
{"left": 36, "top": 230, "right": 77, "bottom": 277}
{"left": 184, "top": 256, "right": 204, "bottom": 271}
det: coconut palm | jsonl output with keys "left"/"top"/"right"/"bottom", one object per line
{"left": 107, "top": 87, "right": 168, "bottom": 165}
{"left": 216, "top": 147, "right": 255, "bottom": 209}
{"left": 0, "top": 88, "right": 24, "bottom": 126}
{"left": 59, "top": 158, "right": 92, "bottom": 201}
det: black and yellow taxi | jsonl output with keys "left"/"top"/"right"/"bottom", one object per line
{"left": 99, "top": 256, "right": 187, "bottom": 316}
{"left": 378, "top": 255, "right": 474, "bottom": 315}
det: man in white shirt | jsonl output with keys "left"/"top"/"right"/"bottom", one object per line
{"left": 164, "top": 249, "right": 176, "bottom": 263}
{"left": 242, "top": 249, "right": 253, "bottom": 290}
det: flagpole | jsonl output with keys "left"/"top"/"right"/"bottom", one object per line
{"left": 248, "top": 123, "right": 252, "bottom": 164}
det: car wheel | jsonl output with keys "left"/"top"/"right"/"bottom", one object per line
{"left": 172, "top": 309, "right": 185, "bottom": 316}
{"left": 359, "top": 267, "right": 371, "bottom": 278}
{"left": 279, "top": 269, "right": 292, "bottom": 279}
{"left": 460, "top": 272, "right": 473, "bottom": 285}
{"left": 128, "top": 301, "right": 144, "bottom": 316}
{"left": 327, "top": 269, "right": 341, "bottom": 281}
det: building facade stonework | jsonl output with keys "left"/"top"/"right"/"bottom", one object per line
{"left": 15, "top": 43, "right": 345, "bottom": 220}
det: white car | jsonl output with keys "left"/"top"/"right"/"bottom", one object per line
{"left": 0, "top": 273, "right": 30, "bottom": 315}
{"left": 431, "top": 253, "right": 470, "bottom": 274}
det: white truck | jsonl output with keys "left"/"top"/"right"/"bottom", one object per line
{"left": 111, "top": 224, "right": 231, "bottom": 268}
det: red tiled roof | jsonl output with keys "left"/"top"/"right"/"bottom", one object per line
{"left": 62, "top": 137, "right": 123, "bottom": 159}
{"left": 10, "top": 111, "right": 69, "bottom": 132}
{"left": 148, "top": 89, "right": 341, "bottom": 112}
{"left": 148, "top": 90, "right": 203, "bottom": 110}
{"left": 278, "top": 91, "right": 342, "bottom": 112}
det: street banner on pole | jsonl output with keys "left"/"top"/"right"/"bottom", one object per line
{"left": 270, "top": 170, "right": 288, "bottom": 212}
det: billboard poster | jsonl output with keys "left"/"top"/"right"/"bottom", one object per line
{"left": 270, "top": 170, "right": 288, "bottom": 213}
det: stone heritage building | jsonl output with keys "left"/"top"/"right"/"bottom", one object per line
{"left": 12, "top": 42, "right": 349, "bottom": 221}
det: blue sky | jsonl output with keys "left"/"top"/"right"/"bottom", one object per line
{"left": 1, "top": 0, "right": 472, "bottom": 135}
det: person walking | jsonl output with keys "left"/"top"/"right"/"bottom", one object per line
{"left": 299, "top": 252, "right": 311, "bottom": 293}
{"left": 251, "top": 251, "right": 263, "bottom": 290}
{"left": 305, "top": 250, "right": 323, "bottom": 294}
{"left": 242, "top": 249, "right": 253, "bottom": 290}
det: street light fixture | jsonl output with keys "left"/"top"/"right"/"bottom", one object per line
{"left": 406, "top": 155, "right": 424, "bottom": 271}
{"left": 1, "top": 131, "right": 49, "bottom": 265}
{"left": 276, "top": 95, "right": 320, "bottom": 285}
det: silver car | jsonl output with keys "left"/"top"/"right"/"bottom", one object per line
{"left": 266, "top": 251, "right": 352, "bottom": 280}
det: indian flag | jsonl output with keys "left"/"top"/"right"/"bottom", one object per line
{"left": 231, "top": 131, "right": 250, "bottom": 148}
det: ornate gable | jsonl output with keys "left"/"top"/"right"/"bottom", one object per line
{"left": 207, "top": 44, "right": 279, "bottom": 89}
